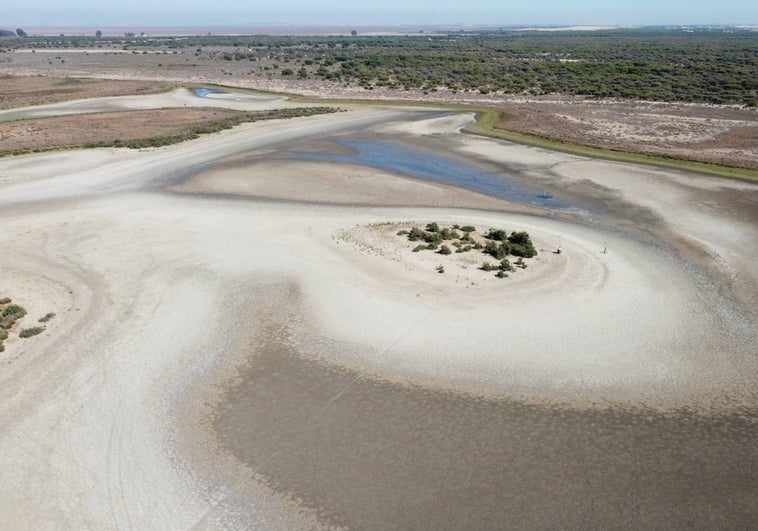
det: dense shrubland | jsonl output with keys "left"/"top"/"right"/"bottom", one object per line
{"left": 4, "top": 28, "right": 754, "bottom": 105}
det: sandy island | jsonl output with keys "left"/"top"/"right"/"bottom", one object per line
{"left": 0, "top": 87, "right": 756, "bottom": 528}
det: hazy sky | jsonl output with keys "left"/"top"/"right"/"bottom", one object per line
{"left": 6, "top": 0, "right": 757, "bottom": 27}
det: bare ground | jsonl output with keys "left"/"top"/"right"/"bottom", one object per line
{"left": 0, "top": 75, "right": 173, "bottom": 110}
{"left": 493, "top": 100, "right": 758, "bottom": 170}
{"left": 0, "top": 107, "right": 260, "bottom": 153}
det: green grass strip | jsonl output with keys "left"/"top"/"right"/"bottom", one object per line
{"left": 472, "top": 108, "right": 758, "bottom": 183}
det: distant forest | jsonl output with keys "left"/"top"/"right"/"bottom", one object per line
{"left": 2, "top": 28, "right": 756, "bottom": 105}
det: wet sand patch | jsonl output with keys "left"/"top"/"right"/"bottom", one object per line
{"left": 174, "top": 159, "right": 530, "bottom": 212}
{"left": 214, "top": 317, "right": 758, "bottom": 529}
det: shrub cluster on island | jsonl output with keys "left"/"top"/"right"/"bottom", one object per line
{"left": 0, "top": 297, "right": 54, "bottom": 352}
{"left": 397, "top": 223, "right": 537, "bottom": 278}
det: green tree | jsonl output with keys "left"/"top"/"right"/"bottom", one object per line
{"left": 485, "top": 229, "right": 508, "bottom": 241}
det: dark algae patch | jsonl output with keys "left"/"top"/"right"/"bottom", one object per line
{"left": 214, "top": 321, "right": 758, "bottom": 530}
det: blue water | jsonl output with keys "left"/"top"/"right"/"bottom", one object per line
{"left": 194, "top": 87, "right": 225, "bottom": 98}
{"left": 290, "top": 139, "right": 569, "bottom": 210}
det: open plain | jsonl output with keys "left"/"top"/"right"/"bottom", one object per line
{"left": 0, "top": 74, "right": 756, "bottom": 529}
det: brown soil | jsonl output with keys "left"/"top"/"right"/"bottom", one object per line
{"left": 0, "top": 108, "right": 243, "bottom": 153}
{"left": 0, "top": 75, "right": 173, "bottom": 110}
{"left": 493, "top": 101, "right": 758, "bottom": 170}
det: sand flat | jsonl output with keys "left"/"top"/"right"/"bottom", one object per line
{"left": 0, "top": 87, "right": 299, "bottom": 120}
{"left": 0, "top": 94, "right": 756, "bottom": 528}
{"left": 175, "top": 159, "right": 532, "bottom": 211}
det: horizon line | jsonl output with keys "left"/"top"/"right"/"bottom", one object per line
{"left": 9, "top": 23, "right": 758, "bottom": 30}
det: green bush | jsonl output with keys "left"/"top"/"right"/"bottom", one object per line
{"left": 439, "top": 245, "right": 452, "bottom": 255}
{"left": 439, "top": 228, "right": 460, "bottom": 240}
{"left": 484, "top": 241, "right": 510, "bottom": 259}
{"left": 508, "top": 232, "right": 537, "bottom": 257}
{"left": 507, "top": 231, "right": 530, "bottom": 245}
{"left": 408, "top": 227, "right": 426, "bottom": 241}
{"left": 484, "top": 241, "right": 499, "bottom": 257}
{"left": 460, "top": 226, "right": 476, "bottom": 233}
{"left": 412, "top": 244, "right": 427, "bottom": 252}
{"left": 19, "top": 326, "right": 45, "bottom": 338}
{"left": 425, "top": 222, "right": 440, "bottom": 233}
{"left": 38, "top": 313, "right": 56, "bottom": 323}
{"left": 510, "top": 242, "right": 537, "bottom": 258}
{"left": 1, "top": 304, "right": 27, "bottom": 329}
{"left": 1, "top": 304, "right": 26, "bottom": 318}
{"left": 423, "top": 232, "right": 443, "bottom": 244}
{"left": 485, "top": 229, "right": 508, "bottom": 241}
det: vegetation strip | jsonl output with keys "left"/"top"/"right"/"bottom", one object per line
{"left": 0, "top": 106, "right": 338, "bottom": 156}
{"left": 470, "top": 107, "right": 758, "bottom": 183}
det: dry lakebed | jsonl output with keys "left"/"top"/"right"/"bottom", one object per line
{"left": 0, "top": 85, "right": 756, "bottom": 529}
